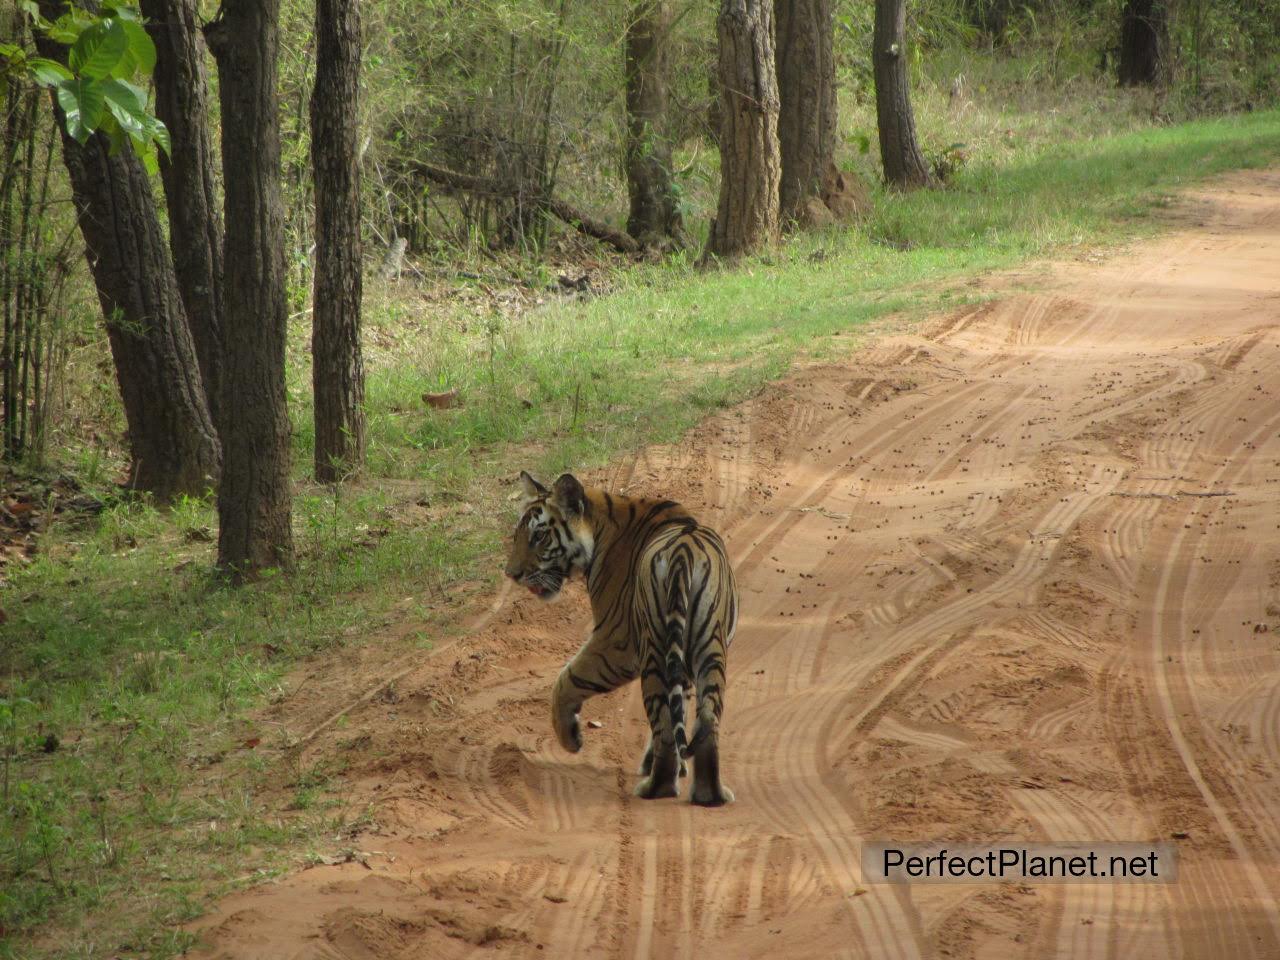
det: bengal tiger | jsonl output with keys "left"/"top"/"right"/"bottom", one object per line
{"left": 504, "top": 471, "right": 738, "bottom": 805}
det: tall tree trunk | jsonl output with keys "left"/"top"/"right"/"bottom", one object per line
{"left": 1118, "top": 0, "right": 1167, "bottom": 87}
{"left": 33, "top": 25, "right": 220, "bottom": 501}
{"left": 624, "top": 0, "right": 682, "bottom": 246}
{"left": 311, "top": 0, "right": 366, "bottom": 482}
{"left": 206, "top": 0, "right": 295, "bottom": 579}
{"left": 776, "top": 0, "right": 837, "bottom": 225}
{"left": 142, "top": 0, "right": 226, "bottom": 443}
{"left": 872, "top": 0, "right": 933, "bottom": 189}
{"left": 705, "top": 0, "right": 781, "bottom": 260}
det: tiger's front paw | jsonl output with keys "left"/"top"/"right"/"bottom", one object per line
{"left": 553, "top": 703, "right": 583, "bottom": 753}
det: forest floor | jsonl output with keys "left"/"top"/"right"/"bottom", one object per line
{"left": 183, "top": 168, "right": 1280, "bottom": 958}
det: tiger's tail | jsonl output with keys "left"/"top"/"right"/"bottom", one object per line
{"left": 664, "top": 557, "right": 692, "bottom": 760}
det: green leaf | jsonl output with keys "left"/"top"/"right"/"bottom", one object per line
{"left": 29, "top": 58, "right": 74, "bottom": 87}
{"left": 147, "top": 115, "right": 170, "bottom": 156}
{"left": 99, "top": 114, "right": 128, "bottom": 155}
{"left": 46, "top": 25, "right": 81, "bottom": 44}
{"left": 0, "top": 43, "right": 22, "bottom": 60}
{"left": 102, "top": 1, "right": 143, "bottom": 22}
{"left": 56, "top": 76, "right": 106, "bottom": 144}
{"left": 48, "top": 10, "right": 96, "bottom": 44}
{"left": 100, "top": 77, "right": 147, "bottom": 115}
{"left": 100, "top": 77, "right": 147, "bottom": 140}
{"left": 69, "top": 20, "right": 129, "bottom": 80}
{"left": 116, "top": 21, "right": 156, "bottom": 76}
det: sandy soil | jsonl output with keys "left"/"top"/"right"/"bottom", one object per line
{"left": 190, "top": 169, "right": 1280, "bottom": 959}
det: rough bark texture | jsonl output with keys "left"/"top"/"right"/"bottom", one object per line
{"left": 705, "top": 0, "right": 781, "bottom": 260}
{"left": 624, "top": 0, "right": 683, "bottom": 245}
{"left": 142, "top": 0, "right": 226, "bottom": 441}
{"left": 311, "top": 0, "right": 366, "bottom": 482}
{"left": 775, "top": 0, "right": 837, "bottom": 225}
{"left": 1118, "top": 0, "right": 1167, "bottom": 87}
{"left": 206, "top": 0, "right": 295, "bottom": 578}
{"left": 34, "top": 26, "right": 220, "bottom": 501}
{"left": 872, "top": 0, "right": 933, "bottom": 189}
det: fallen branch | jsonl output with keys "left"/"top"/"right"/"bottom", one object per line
{"left": 410, "top": 161, "right": 639, "bottom": 255}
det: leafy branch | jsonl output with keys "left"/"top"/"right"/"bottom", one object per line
{"left": 0, "top": 1, "right": 170, "bottom": 171}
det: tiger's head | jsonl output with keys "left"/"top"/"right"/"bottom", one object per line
{"left": 504, "top": 471, "right": 595, "bottom": 600}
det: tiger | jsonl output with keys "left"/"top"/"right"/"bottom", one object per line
{"left": 504, "top": 471, "right": 738, "bottom": 806}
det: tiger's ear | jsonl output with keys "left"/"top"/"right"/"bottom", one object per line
{"left": 552, "top": 473, "right": 586, "bottom": 516}
{"left": 517, "top": 471, "right": 548, "bottom": 506}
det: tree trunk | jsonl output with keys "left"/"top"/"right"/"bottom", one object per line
{"left": 705, "top": 0, "right": 781, "bottom": 260}
{"left": 872, "top": 0, "right": 933, "bottom": 189}
{"left": 206, "top": 0, "right": 295, "bottom": 579}
{"left": 1118, "top": 0, "right": 1167, "bottom": 87}
{"left": 624, "top": 0, "right": 682, "bottom": 246}
{"left": 141, "top": 0, "right": 226, "bottom": 443}
{"left": 776, "top": 0, "right": 837, "bottom": 225}
{"left": 33, "top": 25, "right": 220, "bottom": 501}
{"left": 311, "top": 0, "right": 366, "bottom": 482}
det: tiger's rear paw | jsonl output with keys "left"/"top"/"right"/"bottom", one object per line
{"left": 690, "top": 783, "right": 734, "bottom": 807}
{"left": 638, "top": 742, "right": 686, "bottom": 777}
{"left": 634, "top": 775, "right": 680, "bottom": 800}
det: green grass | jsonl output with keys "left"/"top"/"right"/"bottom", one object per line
{"left": 4, "top": 101, "right": 1280, "bottom": 958}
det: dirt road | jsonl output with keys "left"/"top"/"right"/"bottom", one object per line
{"left": 191, "top": 169, "right": 1280, "bottom": 959}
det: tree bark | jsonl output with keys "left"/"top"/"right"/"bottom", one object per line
{"left": 311, "top": 0, "right": 366, "bottom": 482}
{"left": 141, "top": 0, "right": 226, "bottom": 443}
{"left": 624, "top": 0, "right": 682, "bottom": 245}
{"left": 206, "top": 0, "right": 295, "bottom": 579}
{"left": 1118, "top": 0, "right": 1167, "bottom": 87}
{"left": 705, "top": 0, "right": 781, "bottom": 260}
{"left": 872, "top": 0, "right": 933, "bottom": 189}
{"left": 33, "top": 24, "right": 220, "bottom": 501}
{"left": 776, "top": 0, "right": 837, "bottom": 225}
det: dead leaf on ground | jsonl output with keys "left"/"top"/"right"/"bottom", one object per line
{"left": 423, "top": 389, "right": 461, "bottom": 409}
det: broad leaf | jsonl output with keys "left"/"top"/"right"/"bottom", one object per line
{"left": 146, "top": 115, "right": 171, "bottom": 156}
{"left": 100, "top": 77, "right": 147, "bottom": 140}
{"left": 101, "top": 1, "right": 143, "bottom": 22}
{"left": 100, "top": 77, "right": 147, "bottom": 115}
{"left": 29, "top": 58, "right": 74, "bottom": 87}
{"left": 69, "top": 20, "right": 129, "bottom": 80}
{"left": 115, "top": 21, "right": 156, "bottom": 76}
{"left": 48, "top": 10, "right": 97, "bottom": 45}
{"left": 56, "top": 76, "right": 106, "bottom": 143}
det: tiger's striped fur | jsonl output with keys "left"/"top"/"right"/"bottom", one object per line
{"left": 504, "top": 471, "right": 738, "bottom": 805}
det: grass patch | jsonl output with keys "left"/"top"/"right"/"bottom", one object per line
{"left": 4, "top": 104, "right": 1280, "bottom": 958}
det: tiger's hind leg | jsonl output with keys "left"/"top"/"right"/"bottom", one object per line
{"left": 689, "top": 654, "right": 733, "bottom": 806}
{"left": 689, "top": 728, "right": 734, "bottom": 807}
{"left": 638, "top": 733, "right": 688, "bottom": 777}
{"left": 634, "top": 672, "right": 681, "bottom": 799}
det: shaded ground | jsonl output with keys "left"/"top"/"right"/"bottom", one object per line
{"left": 190, "top": 169, "right": 1280, "bottom": 959}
